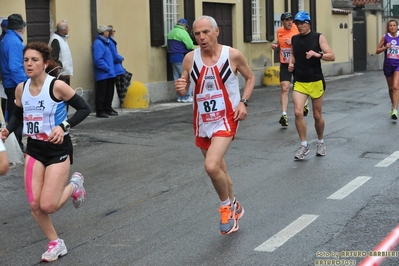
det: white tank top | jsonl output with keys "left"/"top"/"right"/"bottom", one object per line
{"left": 22, "top": 75, "right": 68, "bottom": 141}
{"left": 190, "top": 45, "right": 240, "bottom": 138}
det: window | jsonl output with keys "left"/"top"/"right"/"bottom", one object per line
{"left": 244, "top": 0, "right": 273, "bottom": 42}
{"left": 252, "top": 0, "right": 262, "bottom": 41}
{"left": 298, "top": 0, "right": 305, "bottom": 11}
{"left": 150, "top": 0, "right": 179, "bottom": 47}
{"left": 274, "top": 13, "right": 281, "bottom": 33}
{"left": 164, "top": 0, "right": 179, "bottom": 45}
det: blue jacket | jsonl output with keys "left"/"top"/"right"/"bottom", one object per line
{"left": 0, "top": 30, "right": 28, "bottom": 88}
{"left": 92, "top": 35, "right": 116, "bottom": 81}
{"left": 109, "top": 37, "right": 125, "bottom": 76}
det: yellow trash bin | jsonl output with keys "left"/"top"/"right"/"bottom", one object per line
{"left": 122, "top": 81, "right": 149, "bottom": 109}
{"left": 263, "top": 66, "right": 280, "bottom": 86}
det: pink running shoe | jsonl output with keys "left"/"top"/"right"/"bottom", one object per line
{"left": 70, "top": 172, "right": 86, "bottom": 208}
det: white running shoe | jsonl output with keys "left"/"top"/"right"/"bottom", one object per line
{"left": 181, "top": 97, "right": 193, "bottom": 103}
{"left": 316, "top": 142, "right": 326, "bottom": 156}
{"left": 295, "top": 145, "right": 310, "bottom": 160}
{"left": 41, "top": 239, "right": 67, "bottom": 262}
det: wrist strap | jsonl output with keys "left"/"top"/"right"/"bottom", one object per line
{"left": 58, "top": 121, "right": 70, "bottom": 132}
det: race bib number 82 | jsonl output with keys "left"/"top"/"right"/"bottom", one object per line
{"left": 196, "top": 90, "right": 226, "bottom": 123}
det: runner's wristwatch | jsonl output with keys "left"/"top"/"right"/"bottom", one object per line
{"left": 240, "top": 98, "right": 248, "bottom": 106}
{"left": 59, "top": 121, "right": 71, "bottom": 132}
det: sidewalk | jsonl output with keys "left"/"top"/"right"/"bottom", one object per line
{"left": 106, "top": 72, "right": 365, "bottom": 115}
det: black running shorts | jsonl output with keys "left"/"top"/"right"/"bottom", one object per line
{"left": 280, "top": 63, "right": 293, "bottom": 82}
{"left": 26, "top": 134, "right": 73, "bottom": 166}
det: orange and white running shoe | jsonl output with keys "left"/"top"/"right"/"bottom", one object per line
{"left": 218, "top": 204, "right": 237, "bottom": 235}
{"left": 234, "top": 201, "right": 245, "bottom": 231}
{"left": 235, "top": 201, "right": 245, "bottom": 221}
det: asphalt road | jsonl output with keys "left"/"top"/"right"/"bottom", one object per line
{"left": 1, "top": 70, "right": 399, "bottom": 266}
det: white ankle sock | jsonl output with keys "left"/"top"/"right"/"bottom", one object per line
{"left": 220, "top": 198, "right": 230, "bottom": 206}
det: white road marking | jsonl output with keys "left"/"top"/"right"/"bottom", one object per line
{"left": 375, "top": 151, "right": 399, "bottom": 167}
{"left": 254, "top": 214, "right": 318, "bottom": 252}
{"left": 327, "top": 176, "right": 371, "bottom": 200}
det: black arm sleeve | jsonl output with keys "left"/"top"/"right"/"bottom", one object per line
{"left": 66, "top": 94, "right": 91, "bottom": 128}
{"left": 6, "top": 104, "right": 23, "bottom": 135}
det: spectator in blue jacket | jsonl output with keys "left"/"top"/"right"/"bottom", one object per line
{"left": 0, "top": 14, "right": 28, "bottom": 150}
{"left": 167, "top": 18, "right": 194, "bottom": 102}
{"left": 108, "top": 25, "right": 125, "bottom": 111}
{"left": 0, "top": 19, "right": 8, "bottom": 117}
{"left": 92, "top": 25, "right": 116, "bottom": 118}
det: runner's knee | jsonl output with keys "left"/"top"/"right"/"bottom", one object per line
{"left": 204, "top": 160, "right": 221, "bottom": 177}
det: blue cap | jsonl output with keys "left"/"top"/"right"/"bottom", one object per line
{"left": 294, "top": 11, "right": 311, "bottom": 22}
{"left": 177, "top": 18, "right": 188, "bottom": 26}
{"left": 1, "top": 19, "right": 8, "bottom": 28}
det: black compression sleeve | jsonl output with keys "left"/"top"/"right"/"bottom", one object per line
{"left": 6, "top": 104, "right": 23, "bottom": 135}
{"left": 66, "top": 94, "right": 91, "bottom": 127}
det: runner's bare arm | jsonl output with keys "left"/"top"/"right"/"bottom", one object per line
{"left": 318, "top": 35, "right": 335, "bottom": 61}
{"left": 53, "top": 79, "right": 76, "bottom": 102}
{"left": 376, "top": 34, "right": 389, "bottom": 54}
{"left": 14, "top": 82, "right": 23, "bottom": 108}
{"left": 175, "top": 51, "right": 194, "bottom": 96}
{"left": 288, "top": 53, "right": 295, "bottom": 72}
{"left": 231, "top": 48, "right": 255, "bottom": 101}
{"left": 230, "top": 48, "right": 255, "bottom": 121}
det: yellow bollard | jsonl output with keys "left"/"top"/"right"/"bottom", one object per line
{"left": 123, "top": 81, "right": 149, "bottom": 109}
{"left": 263, "top": 66, "right": 280, "bottom": 86}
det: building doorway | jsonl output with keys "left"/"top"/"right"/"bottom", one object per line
{"left": 25, "top": 0, "right": 50, "bottom": 43}
{"left": 353, "top": 11, "right": 367, "bottom": 72}
{"left": 202, "top": 2, "right": 233, "bottom": 47}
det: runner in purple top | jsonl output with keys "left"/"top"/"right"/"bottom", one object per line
{"left": 376, "top": 19, "right": 399, "bottom": 120}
